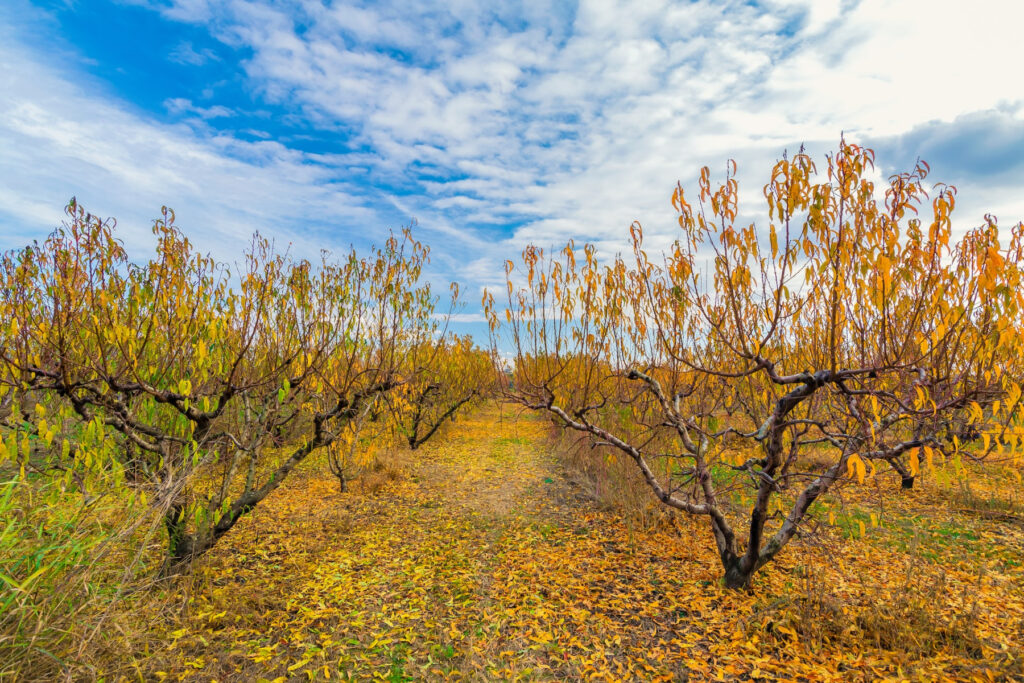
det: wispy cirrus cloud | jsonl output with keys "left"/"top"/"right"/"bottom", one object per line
{"left": 168, "top": 40, "right": 221, "bottom": 66}
{"left": 163, "top": 97, "right": 234, "bottom": 119}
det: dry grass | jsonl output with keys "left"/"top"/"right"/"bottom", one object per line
{"left": 356, "top": 446, "right": 413, "bottom": 495}
{"left": 748, "top": 550, "right": 990, "bottom": 663}
{"left": 550, "top": 424, "right": 676, "bottom": 531}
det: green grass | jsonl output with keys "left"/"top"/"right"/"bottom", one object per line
{"left": 492, "top": 436, "right": 530, "bottom": 448}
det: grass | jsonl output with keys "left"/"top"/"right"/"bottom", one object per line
{"left": 0, "top": 476, "right": 163, "bottom": 680}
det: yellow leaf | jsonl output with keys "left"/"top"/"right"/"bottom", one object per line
{"left": 847, "top": 454, "right": 865, "bottom": 484}
{"left": 914, "top": 386, "right": 926, "bottom": 409}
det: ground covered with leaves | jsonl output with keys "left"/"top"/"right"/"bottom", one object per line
{"left": 104, "top": 405, "right": 1024, "bottom": 681}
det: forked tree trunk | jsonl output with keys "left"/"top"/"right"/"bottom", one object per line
{"left": 723, "top": 560, "right": 754, "bottom": 590}
{"left": 407, "top": 392, "right": 476, "bottom": 451}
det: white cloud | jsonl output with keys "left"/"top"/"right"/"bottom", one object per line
{"left": 164, "top": 97, "right": 234, "bottom": 119}
{"left": 437, "top": 312, "right": 487, "bottom": 324}
{"left": 761, "top": 0, "right": 1024, "bottom": 136}
{"left": 168, "top": 40, "right": 220, "bottom": 66}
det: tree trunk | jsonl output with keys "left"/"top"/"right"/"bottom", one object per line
{"left": 723, "top": 560, "right": 754, "bottom": 590}
{"left": 161, "top": 505, "right": 198, "bottom": 577}
{"left": 892, "top": 458, "right": 915, "bottom": 490}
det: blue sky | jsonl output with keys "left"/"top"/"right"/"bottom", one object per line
{"left": 2, "top": 0, "right": 1024, "bottom": 339}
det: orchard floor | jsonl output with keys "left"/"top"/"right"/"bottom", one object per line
{"left": 119, "top": 405, "right": 1023, "bottom": 682}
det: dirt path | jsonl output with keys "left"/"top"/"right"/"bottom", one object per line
{"left": 411, "top": 404, "right": 584, "bottom": 519}
{"left": 155, "top": 405, "right": 630, "bottom": 681}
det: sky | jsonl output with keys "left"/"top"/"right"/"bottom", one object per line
{"left": 2, "top": 0, "right": 1024, "bottom": 340}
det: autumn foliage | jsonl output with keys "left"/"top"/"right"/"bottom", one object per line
{"left": 486, "top": 142, "right": 1024, "bottom": 588}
